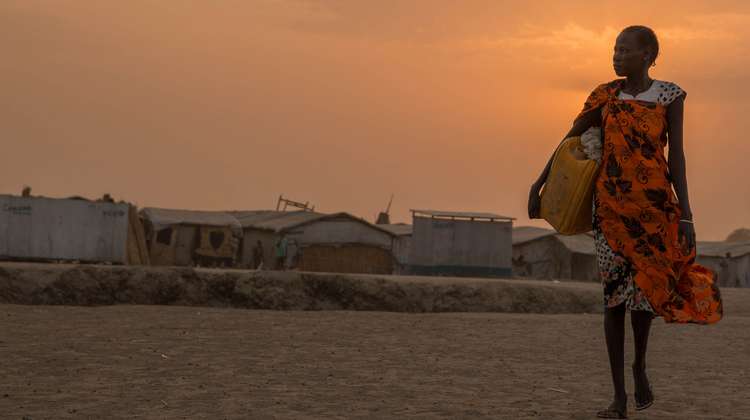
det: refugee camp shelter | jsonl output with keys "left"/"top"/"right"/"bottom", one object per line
{"left": 0, "top": 194, "right": 149, "bottom": 265}
{"left": 230, "top": 210, "right": 321, "bottom": 269}
{"left": 378, "top": 223, "right": 412, "bottom": 274}
{"left": 140, "top": 208, "right": 242, "bottom": 267}
{"left": 696, "top": 241, "right": 750, "bottom": 287}
{"left": 230, "top": 210, "right": 396, "bottom": 274}
{"left": 512, "top": 226, "right": 750, "bottom": 286}
{"left": 408, "top": 209, "right": 514, "bottom": 278}
{"left": 512, "top": 226, "right": 598, "bottom": 281}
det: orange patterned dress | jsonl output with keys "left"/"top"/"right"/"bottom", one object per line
{"left": 577, "top": 79, "right": 723, "bottom": 324}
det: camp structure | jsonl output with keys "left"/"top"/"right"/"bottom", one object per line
{"left": 407, "top": 209, "right": 514, "bottom": 278}
{"left": 512, "top": 226, "right": 750, "bottom": 286}
{"left": 0, "top": 194, "right": 149, "bottom": 265}
{"left": 377, "top": 223, "right": 412, "bottom": 274}
{"left": 696, "top": 241, "right": 750, "bottom": 288}
{"left": 511, "top": 226, "right": 598, "bottom": 281}
{"left": 139, "top": 208, "right": 242, "bottom": 267}
{"left": 229, "top": 210, "right": 396, "bottom": 274}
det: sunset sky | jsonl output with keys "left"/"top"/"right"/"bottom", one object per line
{"left": 2, "top": 1, "right": 748, "bottom": 240}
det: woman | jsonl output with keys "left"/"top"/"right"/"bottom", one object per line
{"left": 528, "top": 26, "right": 723, "bottom": 419}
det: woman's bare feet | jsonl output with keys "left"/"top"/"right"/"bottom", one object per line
{"left": 632, "top": 365, "right": 654, "bottom": 410}
{"left": 596, "top": 395, "right": 628, "bottom": 418}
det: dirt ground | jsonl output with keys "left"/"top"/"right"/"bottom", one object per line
{"left": 1, "top": 288, "right": 748, "bottom": 420}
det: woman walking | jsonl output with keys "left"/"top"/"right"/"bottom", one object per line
{"left": 528, "top": 26, "right": 723, "bottom": 418}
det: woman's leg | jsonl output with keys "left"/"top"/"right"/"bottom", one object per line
{"left": 631, "top": 309, "right": 654, "bottom": 406}
{"left": 631, "top": 309, "right": 652, "bottom": 371}
{"left": 604, "top": 302, "right": 627, "bottom": 408}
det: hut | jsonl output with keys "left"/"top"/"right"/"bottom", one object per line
{"left": 407, "top": 209, "right": 514, "bottom": 278}
{"left": 229, "top": 210, "right": 396, "bottom": 274}
{"left": 139, "top": 208, "right": 242, "bottom": 267}
{"left": 696, "top": 241, "right": 750, "bottom": 288}
{"left": 0, "top": 194, "right": 149, "bottom": 265}
{"left": 378, "top": 223, "right": 412, "bottom": 274}
{"left": 512, "top": 226, "right": 598, "bottom": 281}
{"left": 230, "top": 210, "right": 321, "bottom": 270}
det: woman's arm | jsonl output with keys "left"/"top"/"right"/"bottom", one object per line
{"left": 666, "top": 95, "right": 696, "bottom": 249}
{"left": 666, "top": 96, "right": 692, "bottom": 219}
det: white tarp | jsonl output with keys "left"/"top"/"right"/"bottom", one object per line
{"left": 0, "top": 195, "right": 130, "bottom": 263}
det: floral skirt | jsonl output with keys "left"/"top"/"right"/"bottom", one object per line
{"left": 592, "top": 192, "right": 655, "bottom": 313}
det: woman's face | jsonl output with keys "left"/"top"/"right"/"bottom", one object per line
{"left": 613, "top": 31, "right": 651, "bottom": 77}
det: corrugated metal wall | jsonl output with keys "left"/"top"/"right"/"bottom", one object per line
{"left": 409, "top": 217, "right": 512, "bottom": 277}
{"left": 391, "top": 235, "right": 412, "bottom": 274}
{"left": 0, "top": 195, "right": 129, "bottom": 263}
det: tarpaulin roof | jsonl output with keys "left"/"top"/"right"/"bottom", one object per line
{"left": 512, "top": 226, "right": 595, "bottom": 255}
{"left": 228, "top": 210, "right": 327, "bottom": 231}
{"left": 555, "top": 234, "right": 596, "bottom": 255}
{"left": 512, "top": 226, "right": 556, "bottom": 245}
{"left": 227, "top": 210, "right": 397, "bottom": 236}
{"left": 377, "top": 223, "right": 413, "bottom": 236}
{"left": 140, "top": 207, "right": 242, "bottom": 234}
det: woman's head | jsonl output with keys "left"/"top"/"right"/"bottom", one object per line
{"left": 613, "top": 26, "right": 659, "bottom": 77}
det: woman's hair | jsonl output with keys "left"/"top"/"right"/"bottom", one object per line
{"left": 622, "top": 25, "right": 659, "bottom": 66}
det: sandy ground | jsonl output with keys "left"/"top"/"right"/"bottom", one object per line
{"left": 1, "top": 289, "right": 748, "bottom": 420}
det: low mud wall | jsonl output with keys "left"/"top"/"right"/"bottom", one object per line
{"left": 0, "top": 263, "right": 602, "bottom": 314}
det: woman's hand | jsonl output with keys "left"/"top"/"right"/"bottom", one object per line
{"left": 678, "top": 220, "right": 696, "bottom": 252}
{"left": 528, "top": 183, "right": 542, "bottom": 219}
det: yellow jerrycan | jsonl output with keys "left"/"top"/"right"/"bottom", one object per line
{"left": 540, "top": 136, "right": 601, "bottom": 235}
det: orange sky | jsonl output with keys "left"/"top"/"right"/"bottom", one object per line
{"left": 2, "top": 1, "right": 748, "bottom": 240}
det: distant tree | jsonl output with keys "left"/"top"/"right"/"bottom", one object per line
{"left": 726, "top": 228, "right": 750, "bottom": 242}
